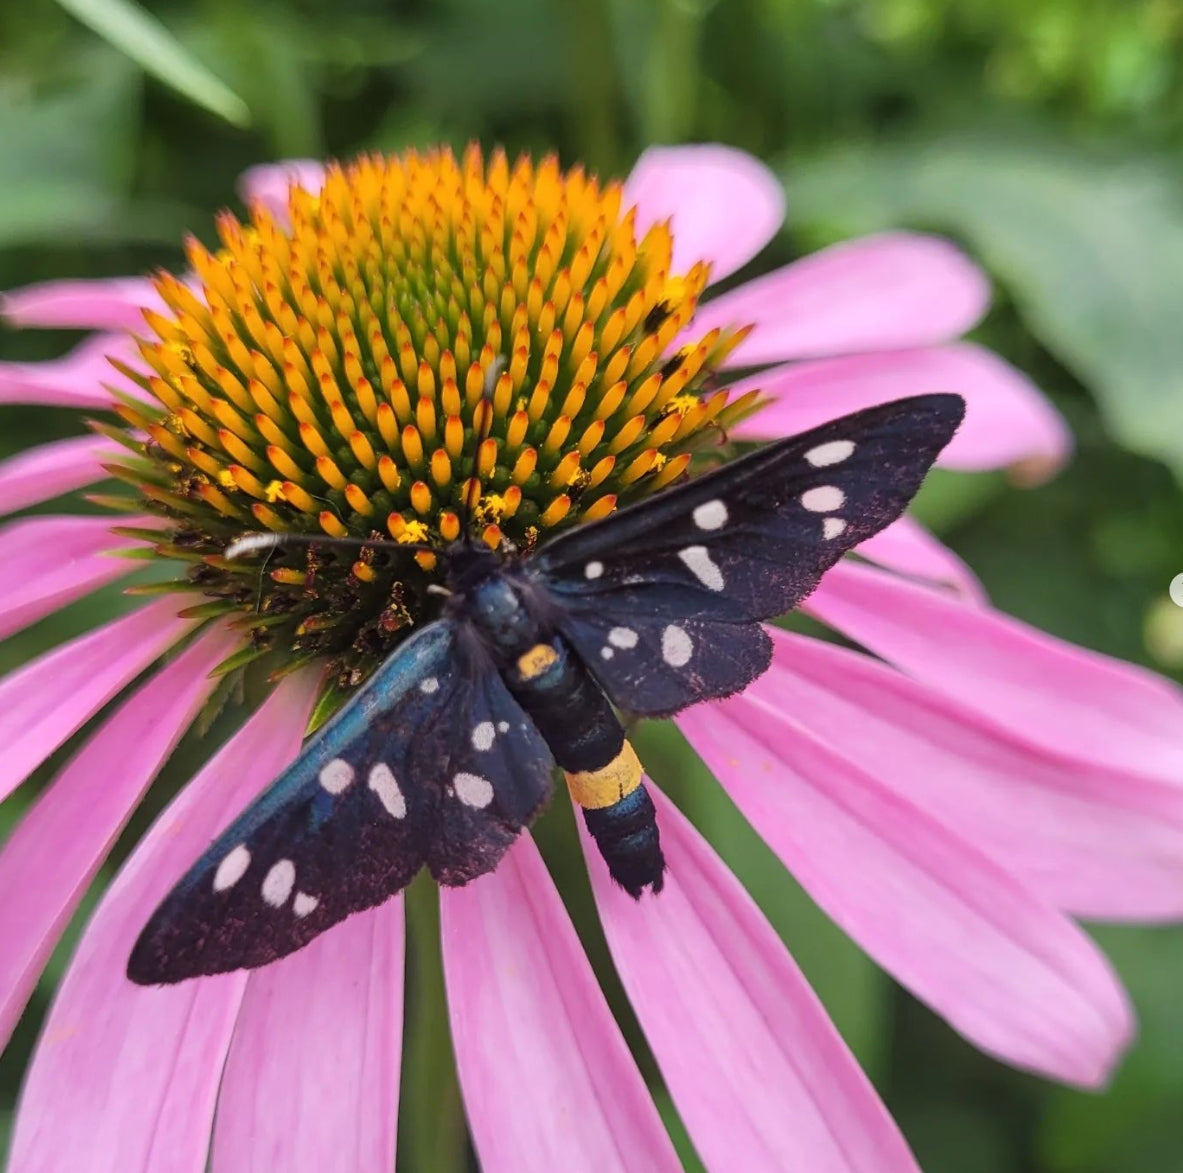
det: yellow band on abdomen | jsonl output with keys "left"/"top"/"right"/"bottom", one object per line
{"left": 564, "top": 740, "right": 643, "bottom": 810}
{"left": 516, "top": 642, "right": 559, "bottom": 680}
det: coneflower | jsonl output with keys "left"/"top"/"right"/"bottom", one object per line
{"left": 1, "top": 143, "right": 1180, "bottom": 1173}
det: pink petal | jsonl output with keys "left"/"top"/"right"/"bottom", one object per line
{"left": 1, "top": 277, "right": 160, "bottom": 332}
{"left": 0, "top": 597, "right": 192, "bottom": 802}
{"left": 583, "top": 785, "right": 922, "bottom": 1173}
{"left": 809, "top": 561, "right": 1183, "bottom": 787}
{"left": 625, "top": 144, "right": 786, "bottom": 283}
{"left": 0, "top": 627, "right": 234, "bottom": 1051}
{"left": 855, "top": 517, "right": 987, "bottom": 602}
{"left": 238, "top": 160, "right": 327, "bottom": 224}
{"left": 758, "top": 630, "right": 1183, "bottom": 921}
{"left": 687, "top": 233, "right": 990, "bottom": 364}
{"left": 0, "top": 333, "right": 143, "bottom": 408}
{"left": 441, "top": 836, "right": 680, "bottom": 1173}
{"left": 211, "top": 904, "right": 404, "bottom": 1173}
{"left": 0, "top": 435, "right": 119, "bottom": 517}
{"left": 733, "top": 343, "right": 1071, "bottom": 474}
{"left": 679, "top": 695, "right": 1133, "bottom": 1088}
{"left": 8, "top": 673, "right": 317, "bottom": 1173}
{"left": 0, "top": 515, "right": 146, "bottom": 642}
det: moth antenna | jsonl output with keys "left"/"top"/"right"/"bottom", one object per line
{"left": 225, "top": 532, "right": 439, "bottom": 561}
{"left": 459, "top": 355, "right": 504, "bottom": 541}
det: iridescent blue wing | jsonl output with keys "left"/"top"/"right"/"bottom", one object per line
{"left": 128, "top": 620, "right": 553, "bottom": 984}
{"left": 530, "top": 394, "right": 964, "bottom": 716}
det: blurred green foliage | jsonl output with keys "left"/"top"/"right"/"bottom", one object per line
{"left": 1, "top": 1, "right": 1182, "bottom": 1171}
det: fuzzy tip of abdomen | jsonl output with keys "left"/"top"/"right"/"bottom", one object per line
{"left": 581, "top": 784, "right": 666, "bottom": 897}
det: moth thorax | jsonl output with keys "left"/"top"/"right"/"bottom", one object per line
{"left": 465, "top": 574, "right": 541, "bottom": 657}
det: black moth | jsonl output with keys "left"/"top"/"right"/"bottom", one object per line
{"left": 129, "top": 393, "right": 964, "bottom": 984}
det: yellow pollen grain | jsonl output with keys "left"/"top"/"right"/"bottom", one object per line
{"left": 264, "top": 481, "right": 286, "bottom": 503}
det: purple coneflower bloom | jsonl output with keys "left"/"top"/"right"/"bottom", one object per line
{"left": 0, "top": 143, "right": 1181, "bottom": 1173}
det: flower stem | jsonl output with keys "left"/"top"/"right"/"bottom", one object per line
{"left": 398, "top": 875, "right": 468, "bottom": 1173}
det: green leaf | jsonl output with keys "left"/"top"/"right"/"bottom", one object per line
{"left": 0, "top": 54, "right": 138, "bottom": 246}
{"left": 782, "top": 130, "right": 1183, "bottom": 482}
{"left": 53, "top": 0, "right": 250, "bottom": 128}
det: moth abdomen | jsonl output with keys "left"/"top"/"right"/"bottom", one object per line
{"left": 580, "top": 782, "right": 666, "bottom": 898}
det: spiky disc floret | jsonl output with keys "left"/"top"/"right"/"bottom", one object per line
{"left": 109, "top": 145, "right": 759, "bottom": 689}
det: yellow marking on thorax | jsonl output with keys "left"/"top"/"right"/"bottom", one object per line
{"left": 565, "top": 740, "right": 642, "bottom": 810}
{"left": 517, "top": 642, "right": 559, "bottom": 680}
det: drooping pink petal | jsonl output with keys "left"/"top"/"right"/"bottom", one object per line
{"left": 757, "top": 630, "right": 1183, "bottom": 921}
{"left": 686, "top": 234, "right": 990, "bottom": 365}
{"left": 238, "top": 160, "right": 327, "bottom": 224}
{"left": 8, "top": 674, "right": 317, "bottom": 1173}
{"left": 854, "top": 517, "right": 986, "bottom": 602}
{"left": 625, "top": 144, "right": 786, "bottom": 283}
{"left": 211, "top": 902, "right": 404, "bottom": 1173}
{"left": 0, "top": 597, "right": 192, "bottom": 802}
{"left": 809, "top": 560, "right": 1183, "bottom": 787}
{"left": 0, "top": 515, "right": 148, "bottom": 642}
{"left": 0, "top": 277, "right": 160, "bottom": 332}
{"left": 733, "top": 343, "right": 1071, "bottom": 474}
{"left": 679, "top": 697, "right": 1133, "bottom": 1088}
{"left": 441, "top": 836, "right": 681, "bottom": 1173}
{"left": 0, "top": 333, "right": 143, "bottom": 408}
{"left": 0, "top": 435, "right": 119, "bottom": 517}
{"left": 583, "top": 785, "right": 922, "bottom": 1173}
{"left": 0, "top": 627, "right": 235, "bottom": 1051}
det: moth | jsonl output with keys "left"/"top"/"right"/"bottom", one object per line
{"left": 129, "top": 392, "right": 964, "bottom": 984}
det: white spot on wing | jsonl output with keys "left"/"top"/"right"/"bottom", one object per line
{"left": 293, "top": 892, "right": 319, "bottom": 918}
{"left": 420, "top": 677, "right": 439, "bottom": 694}
{"left": 369, "top": 762, "right": 406, "bottom": 818}
{"left": 608, "top": 627, "right": 638, "bottom": 649}
{"left": 262, "top": 859, "right": 296, "bottom": 908}
{"left": 678, "top": 545, "right": 724, "bottom": 590}
{"left": 601, "top": 647, "right": 614, "bottom": 660}
{"left": 662, "top": 624, "right": 694, "bottom": 667}
{"left": 454, "top": 772, "right": 495, "bottom": 808}
{"left": 319, "top": 758, "right": 354, "bottom": 794}
{"left": 497, "top": 721, "right": 510, "bottom": 733}
{"left": 801, "top": 486, "right": 845, "bottom": 513}
{"left": 472, "top": 721, "right": 496, "bottom": 751}
{"left": 585, "top": 561, "right": 604, "bottom": 579}
{"left": 213, "top": 844, "right": 250, "bottom": 892}
{"left": 824, "top": 517, "right": 847, "bottom": 540}
{"left": 805, "top": 440, "right": 856, "bottom": 467}
{"left": 693, "top": 500, "right": 728, "bottom": 530}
